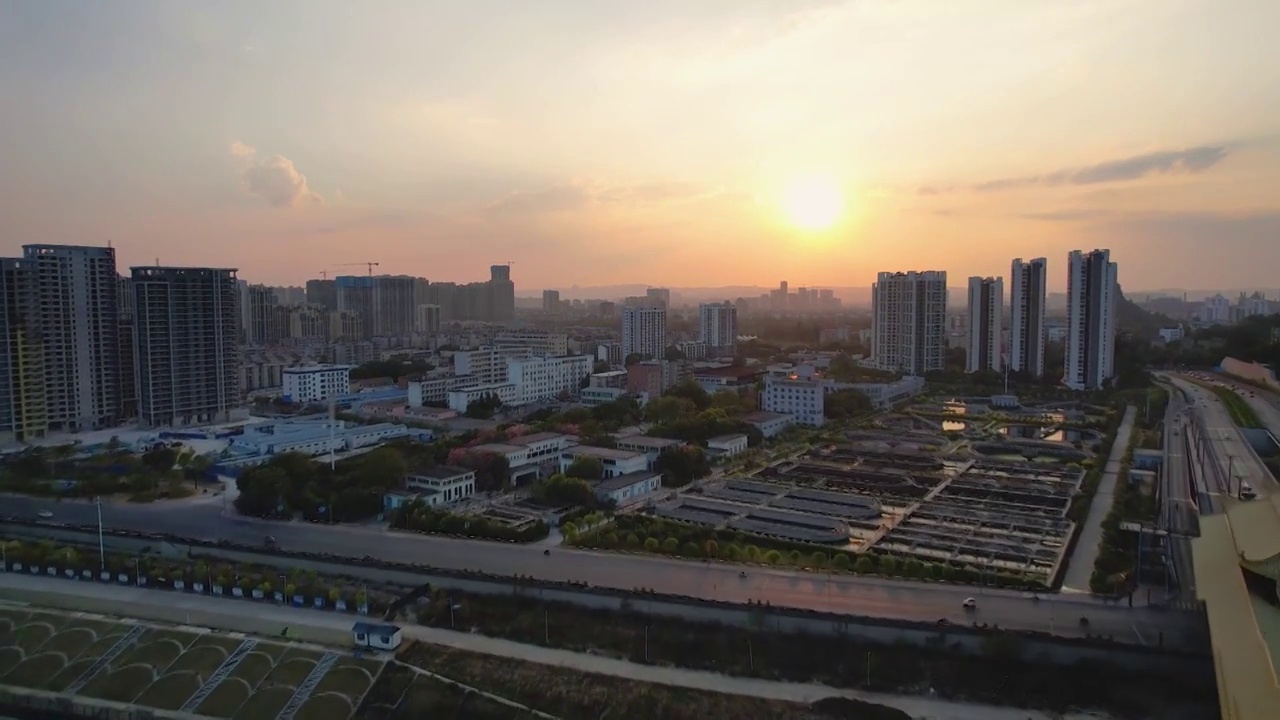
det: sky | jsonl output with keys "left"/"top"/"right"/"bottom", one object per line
{"left": 1, "top": 0, "right": 1278, "bottom": 293}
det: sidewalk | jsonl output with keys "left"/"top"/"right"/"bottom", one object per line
{"left": 1061, "top": 405, "right": 1136, "bottom": 593}
{"left": 0, "top": 572, "right": 1092, "bottom": 720}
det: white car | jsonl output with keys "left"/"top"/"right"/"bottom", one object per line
{"left": 962, "top": 597, "right": 977, "bottom": 609}
{"left": 37, "top": 510, "right": 53, "bottom": 519}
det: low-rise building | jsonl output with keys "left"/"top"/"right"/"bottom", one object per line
{"left": 614, "top": 435, "right": 682, "bottom": 469}
{"left": 404, "top": 465, "right": 477, "bottom": 505}
{"left": 742, "top": 411, "right": 795, "bottom": 438}
{"left": 589, "top": 370, "right": 628, "bottom": 389}
{"left": 232, "top": 418, "right": 408, "bottom": 456}
{"left": 693, "top": 365, "right": 764, "bottom": 394}
{"left": 593, "top": 470, "right": 662, "bottom": 506}
{"left": 847, "top": 375, "right": 925, "bottom": 409}
{"left": 282, "top": 364, "right": 352, "bottom": 404}
{"left": 494, "top": 330, "right": 569, "bottom": 356}
{"left": 707, "top": 433, "right": 749, "bottom": 457}
{"left": 581, "top": 386, "right": 628, "bottom": 406}
{"left": 447, "top": 382, "right": 517, "bottom": 413}
{"left": 559, "top": 445, "right": 649, "bottom": 478}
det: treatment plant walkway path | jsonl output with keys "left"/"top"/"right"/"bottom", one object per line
{"left": 0, "top": 572, "right": 1100, "bottom": 720}
{"left": 1061, "top": 405, "right": 1136, "bottom": 594}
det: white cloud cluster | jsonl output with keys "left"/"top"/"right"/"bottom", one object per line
{"left": 231, "top": 141, "right": 323, "bottom": 208}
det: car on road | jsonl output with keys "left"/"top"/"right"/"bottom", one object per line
{"left": 962, "top": 597, "right": 977, "bottom": 609}
{"left": 37, "top": 510, "right": 53, "bottom": 519}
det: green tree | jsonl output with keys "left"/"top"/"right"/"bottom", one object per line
{"left": 644, "top": 537, "right": 660, "bottom": 552}
{"left": 565, "top": 457, "right": 605, "bottom": 481}
{"left": 878, "top": 555, "right": 898, "bottom": 576}
{"left": 660, "top": 537, "right": 679, "bottom": 553}
{"left": 824, "top": 388, "right": 873, "bottom": 421}
{"left": 831, "top": 553, "right": 852, "bottom": 570}
{"left": 534, "top": 474, "right": 595, "bottom": 506}
{"left": 810, "top": 551, "right": 828, "bottom": 568}
{"left": 704, "top": 539, "right": 719, "bottom": 557}
{"left": 854, "top": 555, "right": 875, "bottom": 573}
{"left": 654, "top": 446, "right": 711, "bottom": 488}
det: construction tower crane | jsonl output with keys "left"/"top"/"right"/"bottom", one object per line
{"left": 336, "top": 261, "right": 380, "bottom": 277}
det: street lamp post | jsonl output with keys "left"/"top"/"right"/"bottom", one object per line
{"left": 94, "top": 497, "right": 105, "bottom": 571}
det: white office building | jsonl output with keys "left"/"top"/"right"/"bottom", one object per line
{"left": 453, "top": 346, "right": 533, "bottom": 385}
{"left": 1064, "top": 249, "right": 1118, "bottom": 390}
{"left": 762, "top": 374, "right": 826, "bottom": 427}
{"left": 494, "top": 330, "right": 569, "bottom": 356}
{"left": 698, "top": 302, "right": 738, "bottom": 357}
{"left": 446, "top": 382, "right": 517, "bottom": 412}
{"left": 870, "top": 271, "right": 947, "bottom": 375}
{"left": 282, "top": 364, "right": 352, "bottom": 404}
{"left": 1009, "top": 257, "right": 1047, "bottom": 378}
{"left": 966, "top": 276, "right": 1003, "bottom": 374}
{"left": 621, "top": 306, "right": 666, "bottom": 360}
{"left": 505, "top": 354, "right": 593, "bottom": 405}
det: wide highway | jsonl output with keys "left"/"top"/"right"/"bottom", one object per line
{"left": 2, "top": 490, "right": 1203, "bottom": 648}
{"left": 1167, "top": 374, "right": 1275, "bottom": 500}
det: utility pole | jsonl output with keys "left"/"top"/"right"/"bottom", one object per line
{"left": 544, "top": 610, "right": 549, "bottom": 645}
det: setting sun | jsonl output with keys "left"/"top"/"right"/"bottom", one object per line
{"left": 779, "top": 174, "right": 845, "bottom": 231}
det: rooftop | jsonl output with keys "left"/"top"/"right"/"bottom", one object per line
{"left": 595, "top": 471, "right": 662, "bottom": 492}
{"left": 615, "top": 435, "right": 681, "bottom": 449}
{"left": 468, "top": 442, "right": 525, "bottom": 455}
{"left": 511, "top": 431, "right": 566, "bottom": 446}
{"left": 693, "top": 365, "right": 763, "bottom": 380}
{"left": 564, "top": 445, "right": 645, "bottom": 461}
{"left": 708, "top": 433, "right": 748, "bottom": 445}
{"left": 411, "top": 465, "right": 474, "bottom": 480}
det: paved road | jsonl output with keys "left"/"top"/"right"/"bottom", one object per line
{"left": 1, "top": 491, "right": 1200, "bottom": 646}
{"left": 1170, "top": 375, "right": 1273, "bottom": 500}
{"left": 0, "top": 572, "right": 1173, "bottom": 720}
{"left": 1060, "top": 405, "right": 1136, "bottom": 593}
{"left": 1158, "top": 381, "right": 1196, "bottom": 604}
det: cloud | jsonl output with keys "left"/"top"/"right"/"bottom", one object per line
{"left": 1019, "top": 208, "right": 1117, "bottom": 222}
{"left": 929, "top": 145, "right": 1232, "bottom": 195}
{"left": 230, "top": 141, "right": 323, "bottom": 208}
{"left": 484, "top": 180, "right": 716, "bottom": 216}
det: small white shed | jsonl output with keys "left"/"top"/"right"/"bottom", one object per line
{"left": 352, "top": 621, "right": 402, "bottom": 651}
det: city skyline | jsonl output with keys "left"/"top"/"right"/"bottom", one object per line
{"left": 1, "top": 1, "right": 1278, "bottom": 290}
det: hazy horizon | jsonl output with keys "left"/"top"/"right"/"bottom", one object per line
{"left": 2, "top": 0, "right": 1278, "bottom": 292}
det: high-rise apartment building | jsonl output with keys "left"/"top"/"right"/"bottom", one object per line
{"left": 1064, "top": 249, "right": 1118, "bottom": 390}
{"left": 870, "top": 270, "right": 947, "bottom": 375}
{"left": 489, "top": 265, "right": 515, "bottom": 322}
{"left": 305, "top": 278, "right": 337, "bottom": 311}
{"left": 698, "top": 302, "right": 738, "bottom": 357}
{"left": 373, "top": 275, "right": 417, "bottom": 335}
{"left": 965, "top": 277, "right": 1003, "bottom": 374}
{"left": 646, "top": 287, "right": 671, "bottom": 309}
{"left": 132, "top": 266, "right": 242, "bottom": 427}
{"left": 287, "top": 305, "right": 327, "bottom": 342}
{"left": 542, "top": 289, "right": 561, "bottom": 314}
{"left": 23, "top": 245, "right": 120, "bottom": 431}
{"left": 0, "top": 258, "right": 47, "bottom": 442}
{"left": 621, "top": 306, "right": 667, "bottom": 360}
{"left": 244, "top": 284, "right": 285, "bottom": 345}
{"left": 335, "top": 276, "right": 373, "bottom": 339}
{"left": 415, "top": 304, "right": 441, "bottom": 335}
{"left": 117, "top": 275, "right": 138, "bottom": 419}
{"left": 1009, "top": 257, "right": 1047, "bottom": 378}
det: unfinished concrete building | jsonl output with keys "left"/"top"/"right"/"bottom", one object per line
{"left": 23, "top": 244, "right": 121, "bottom": 431}
{"left": 132, "top": 266, "right": 243, "bottom": 428}
{"left": 0, "top": 258, "right": 48, "bottom": 442}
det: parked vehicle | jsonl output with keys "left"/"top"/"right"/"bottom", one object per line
{"left": 962, "top": 597, "right": 977, "bottom": 609}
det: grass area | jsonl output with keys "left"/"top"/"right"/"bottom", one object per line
{"left": 397, "top": 645, "right": 911, "bottom": 720}
{"left": 1209, "top": 385, "right": 1263, "bottom": 428}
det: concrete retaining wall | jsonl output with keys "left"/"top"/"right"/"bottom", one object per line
{"left": 1220, "top": 356, "right": 1279, "bottom": 389}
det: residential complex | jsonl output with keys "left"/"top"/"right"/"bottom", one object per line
{"left": 621, "top": 305, "right": 667, "bottom": 360}
{"left": 698, "top": 302, "right": 738, "bottom": 357}
{"left": 870, "top": 270, "right": 947, "bottom": 375}
{"left": 505, "top": 355, "right": 593, "bottom": 405}
{"left": 132, "top": 266, "right": 243, "bottom": 428}
{"left": 0, "top": 257, "right": 46, "bottom": 443}
{"left": 1009, "top": 257, "right": 1047, "bottom": 378}
{"left": 966, "top": 276, "right": 1003, "bottom": 374}
{"left": 1064, "top": 249, "right": 1118, "bottom": 390}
